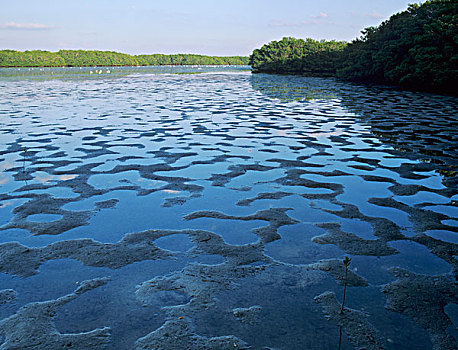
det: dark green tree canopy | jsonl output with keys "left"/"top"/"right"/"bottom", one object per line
{"left": 338, "top": 0, "right": 457, "bottom": 94}
{"left": 250, "top": 1, "right": 457, "bottom": 95}
{"left": 249, "top": 37, "right": 347, "bottom": 76}
{"left": 0, "top": 50, "right": 249, "bottom": 67}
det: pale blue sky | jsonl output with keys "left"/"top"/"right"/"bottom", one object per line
{"left": 1, "top": 0, "right": 415, "bottom": 55}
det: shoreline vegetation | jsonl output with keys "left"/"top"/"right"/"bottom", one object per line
{"left": 0, "top": 50, "right": 249, "bottom": 68}
{"left": 249, "top": 0, "right": 457, "bottom": 96}
{"left": 1, "top": 1, "right": 455, "bottom": 96}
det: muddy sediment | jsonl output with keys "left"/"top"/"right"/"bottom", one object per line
{"left": 0, "top": 278, "right": 111, "bottom": 349}
{"left": 0, "top": 70, "right": 456, "bottom": 349}
{"left": 382, "top": 268, "right": 458, "bottom": 350}
{"left": 314, "top": 291, "right": 386, "bottom": 350}
{"left": 0, "top": 229, "right": 176, "bottom": 276}
{"left": 135, "top": 318, "right": 250, "bottom": 350}
{"left": 0, "top": 290, "right": 16, "bottom": 305}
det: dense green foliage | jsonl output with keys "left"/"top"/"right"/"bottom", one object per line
{"left": 136, "top": 53, "right": 248, "bottom": 66}
{"left": 58, "top": 50, "right": 139, "bottom": 66}
{"left": 0, "top": 49, "right": 249, "bottom": 67}
{"left": 249, "top": 37, "right": 346, "bottom": 76}
{"left": 338, "top": 0, "right": 457, "bottom": 94}
{"left": 250, "top": 0, "right": 457, "bottom": 95}
{"left": 0, "top": 49, "right": 66, "bottom": 67}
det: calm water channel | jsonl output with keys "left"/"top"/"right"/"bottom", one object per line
{"left": 0, "top": 66, "right": 457, "bottom": 349}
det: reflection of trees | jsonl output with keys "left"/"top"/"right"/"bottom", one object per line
{"left": 250, "top": 73, "right": 458, "bottom": 180}
{"left": 250, "top": 74, "right": 338, "bottom": 102}
{"left": 0, "top": 66, "right": 249, "bottom": 80}
{"left": 338, "top": 84, "right": 458, "bottom": 172}
{"left": 0, "top": 67, "right": 136, "bottom": 80}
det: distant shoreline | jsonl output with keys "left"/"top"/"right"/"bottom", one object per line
{"left": 0, "top": 49, "right": 249, "bottom": 68}
{"left": 0, "top": 64, "right": 250, "bottom": 68}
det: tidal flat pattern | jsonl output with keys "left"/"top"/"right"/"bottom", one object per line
{"left": 0, "top": 67, "right": 457, "bottom": 349}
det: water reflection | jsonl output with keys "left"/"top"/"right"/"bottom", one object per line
{"left": 337, "top": 83, "right": 458, "bottom": 169}
{"left": 250, "top": 73, "right": 338, "bottom": 102}
{"left": 0, "top": 68, "right": 456, "bottom": 349}
{"left": 0, "top": 65, "right": 251, "bottom": 81}
{"left": 250, "top": 73, "right": 458, "bottom": 185}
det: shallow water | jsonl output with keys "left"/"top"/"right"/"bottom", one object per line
{"left": 0, "top": 66, "right": 457, "bottom": 349}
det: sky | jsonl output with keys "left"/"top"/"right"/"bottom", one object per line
{"left": 0, "top": 0, "right": 416, "bottom": 56}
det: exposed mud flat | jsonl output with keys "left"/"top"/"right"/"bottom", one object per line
{"left": 0, "top": 68, "right": 457, "bottom": 349}
{"left": 0, "top": 278, "right": 111, "bottom": 349}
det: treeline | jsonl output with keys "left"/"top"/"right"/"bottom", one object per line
{"left": 250, "top": 0, "right": 457, "bottom": 95}
{"left": 0, "top": 49, "right": 249, "bottom": 67}
{"left": 136, "top": 54, "right": 248, "bottom": 66}
{"left": 250, "top": 38, "right": 347, "bottom": 76}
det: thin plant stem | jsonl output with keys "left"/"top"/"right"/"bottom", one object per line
{"left": 339, "top": 256, "right": 351, "bottom": 349}
{"left": 340, "top": 267, "right": 348, "bottom": 314}
{"left": 340, "top": 256, "right": 351, "bottom": 314}
{"left": 338, "top": 326, "right": 343, "bottom": 350}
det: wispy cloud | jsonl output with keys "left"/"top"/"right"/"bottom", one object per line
{"left": 365, "top": 10, "right": 385, "bottom": 19}
{"left": 310, "top": 12, "right": 328, "bottom": 19}
{"left": 269, "top": 13, "right": 328, "bottom": 27}
{"left": 0, "top": 22, "right": 55, "bottom": 30}
{"left": 269, "top": 12, "right": 330, "bottom": 28}
{"left": 351, "top": 10, "right": 386, "bottom": 20}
